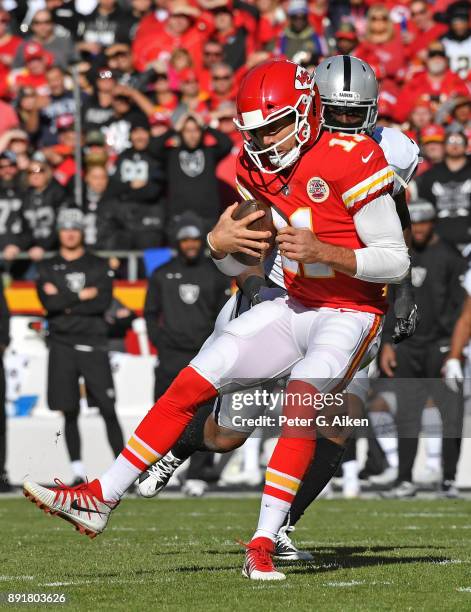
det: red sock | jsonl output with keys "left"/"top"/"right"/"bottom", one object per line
{"left": 122, "top": 366, "right": 217, "bottom": 471}
{"left": 253, "top": 381, "right": 317, "bottom": 541}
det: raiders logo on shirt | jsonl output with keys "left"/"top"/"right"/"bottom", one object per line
{"left": 411, "top": 267, "right": 427, "bottom": 288}
{"left": 179, "top": 150, "right": 205, "bottom": 177}
{"left": 179, "top": 283, "right": 200, "bottom": 304}
{"left": 306, "top": 177, "right": 329, "bottom": 203}
{"left": 65, "top": 272, "right": 86, "bottom": 293}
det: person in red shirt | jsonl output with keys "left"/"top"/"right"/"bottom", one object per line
{"left": 397, "top": 41, "right": 469, "bottom": 122}
{"left": 404, "top": 0, "right": 448, "bottom": 63}
{"left": 133, "top": 3, "right": 207, "bottom": 72}
{"left": 196, "top": 39, "right": 225, "bottom": 92}
{"left": 0, "top": 10, "right": 22, "bottom": 98}
{"left": 208, "top": 63, "right": 236, "bottom": 110}
{"left": 8, "top": 42, "right": 51, "bottom": 99}
{"left": 173, "top": 68, "right": 210, "bottom": 121}
{"left": 256, "top": 0, "right": 286, "bottom": 50}
{"left": 354, "top": 4, "right": 406, "bottom": 81}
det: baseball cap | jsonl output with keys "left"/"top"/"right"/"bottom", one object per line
{"left": 24, "top": 41, "right": 45, "bottom": 62}
{"left": 180, "top": 68, "right": 199, "bottom": 83}
{"left": 0, "top": 150, "right": 17, "bottom": 165}
{"left": 420, "top": 124, "right": 445, "bottom": 144}
{"left": 85, "top": 130, "right": 105, "bottom": 146}
{"left": 149, "top": 111, "right": 171, "bottom": 127}
{"left": 287, "top": 0, "right": 308, "bottom": 16}
{"left": 409, "top": 200, "right": 436, "bottom": 223}
{"left": 56, "top": 114, "right": 75, "bottom": 131}
{"left": 57, "top": 208, "right": 85, "bottom": 231}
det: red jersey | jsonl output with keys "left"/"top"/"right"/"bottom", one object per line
{"left": 236, "top": 131, "right": 394, "bottom": 315}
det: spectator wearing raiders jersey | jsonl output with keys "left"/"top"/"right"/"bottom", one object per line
{"left": 379, "top": 200, "right": 465, "bottom": 499}
{"left": 0, "top": 152, "right": 29, "bottom": 267}
{"left": 108, "top": 118, "right": 165, "bottom": 248}
{"left": 149, "top": 112, "right": 232, "bottom": 233}
{"left": 417, "top": 131, "right": 471, "bottom": 252}
{"left": 77, "top": 0, "right": 134, "bottom": 58}
{"left": 22, "top": 158, "right": 70, "bottom": 263}
{"left": 36, "top": 208, "right": 124, "bottom": 485}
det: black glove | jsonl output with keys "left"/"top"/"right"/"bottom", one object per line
{"left": 392, "top": 272, "right": 419, "bottom": 344}
{"left": 240, "top": 275, "right": 267, "bottom": 306}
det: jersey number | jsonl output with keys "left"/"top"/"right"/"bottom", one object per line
{"left": 329, "top": 133, "right": 367, "bottom": 152}
{"left": 282, "top": 208, "right": 334, "bottom": 279}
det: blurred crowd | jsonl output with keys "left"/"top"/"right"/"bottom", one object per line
{"left": 0, "top": 0, "right": 469, "bottom": 278}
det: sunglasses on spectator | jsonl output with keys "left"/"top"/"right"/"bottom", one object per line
{"left": 411, "top": 8, "right": 426, "bottom": 17}
{"left": 213, "top": 74, "right": 231, "bottom": 80}
{"left": 428, "top": 50, "right": 446, "bottom": 58}
{"left": 28, "top": 167, "right": 46, "bottom": 174}
{"left": 32, "top": 19, "right": 52, "bottom": 25}
{"left": 204, "top": 50, "right": 223, "bottom": 57}
{"left": 370, "top": 15, "right": 388, "bottom": 21}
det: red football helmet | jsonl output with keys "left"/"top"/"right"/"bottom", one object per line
{"left": 234, "top": 59, "right": 321, "bottom": 174}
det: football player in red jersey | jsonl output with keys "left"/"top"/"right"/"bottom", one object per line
{"left": 23, "top": 59, "right": 409, "bottom": 580}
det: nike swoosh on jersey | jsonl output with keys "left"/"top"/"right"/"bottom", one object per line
{"left": 70, "top": 499, "right": 102, "bottom": 514}
{"left": 361, "top": 151, "right": 374, "bottom": 163}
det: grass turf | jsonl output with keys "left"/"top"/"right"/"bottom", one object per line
{"left": 0, "top": 497, "right": 470, "bottom": 611}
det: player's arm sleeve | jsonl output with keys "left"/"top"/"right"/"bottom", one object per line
{"left": 393, "top": 190, "right": 411, "bottom": 231}
{"left": 353, "top": 193, "right": 410, "bottom": 284}
{"left": 211, "top": 253, "right": 252, "bottom": 277}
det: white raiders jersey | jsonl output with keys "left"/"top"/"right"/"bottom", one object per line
{"left": 243, "top": 127, "right": 419, "bottom": 288}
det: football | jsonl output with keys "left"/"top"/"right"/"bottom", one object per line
{"left": 231, "top": 199, "right": 276, "bottom": 266}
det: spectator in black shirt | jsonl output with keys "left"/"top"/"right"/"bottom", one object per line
{"left": 23, "top": 158, "right": 70, "bottom": 261}
{"left": 82, "top": 68, "right": 116, "bottom": 132}
{"left": 0, "top": 152, "right": 29, "bottom": 265}
{"left": 45, "top": 0, "right": 81, "bottom": 40}
{"left": 77, "top": 0, "right": 134, "bottom": 58}
{"left": 102, "top": 84, "right": 152, "bottom": 156}
{"left": 417, "top": 131, "right": 471, "bottom": 252}
{"left": 150, "top": 112, "right": 232, "bottom": 232}
{"left": 105, "top": 42, "right": 156, "bottom": 90}
{"left": 77, "top": 165, "right": 117, "bottom": 250}
{"left": 36, "top": 208, "right": 124, "bottom": 484}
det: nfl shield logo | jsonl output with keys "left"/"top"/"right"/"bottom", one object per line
{"left": 306, "top": 177, "right": 329, "bottom": 203}
{"left": 179, "top": 283, "right": 200, "bottom": 305}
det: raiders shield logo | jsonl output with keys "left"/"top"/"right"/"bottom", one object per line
{"left": 411, "top": 267, "right": 427, "bottom": 288}
{"left": 179, "top": 283, "right": 200, "bottom": 304}
{"left": 179, "top": 150, "right": 205, "bottom": 177}
{"left": 65, "top": 272, "right": 86, "bottom": 293}
{"left": 307, "top": 177, "right": 329, "bottom": 203}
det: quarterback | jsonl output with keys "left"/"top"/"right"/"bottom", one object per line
{"left": 137, "top": 55, "right": 420, "bottom": 561}
{"left": 23, "top": 59, "right": 409, "bottom": 580}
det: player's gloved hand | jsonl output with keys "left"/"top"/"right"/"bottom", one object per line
{"left": 442, "top": 358, "right": 464, "bottom": 393}
{"left": 392, "top": 272, "right": 419, "bottom": 344}
{"left": 241, "top": 275, "right": 267, "bottom": 306}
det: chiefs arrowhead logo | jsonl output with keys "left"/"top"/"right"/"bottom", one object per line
{"left": 294, "top": 66, "right": 312, "bottom": 90}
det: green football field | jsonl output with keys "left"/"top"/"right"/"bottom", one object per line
{"left": 1, "top": 496, "right": 470, "bottom": 611}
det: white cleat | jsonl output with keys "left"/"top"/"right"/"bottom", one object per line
{"left": 23, "top": 479, "right": 116, "bottom": 538}
{"left": 369, "top": 466, "right": 398, "bottom": 486}
{"left": 242, "top": 537, "right": 286, "bottom": 581}
{"left": 137, "top": 452, "right": 183, "bottom": 498}
{"left": 275, "top": 525, "right": 314, "bottom": 561}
